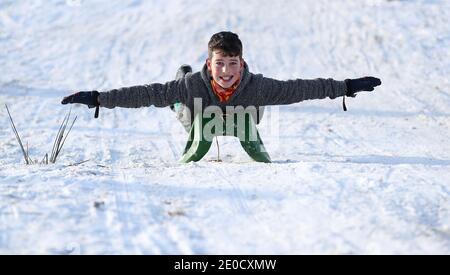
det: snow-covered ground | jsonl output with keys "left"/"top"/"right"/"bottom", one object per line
{"left": 1, "top": 0, "right": 450, "bottom": 254}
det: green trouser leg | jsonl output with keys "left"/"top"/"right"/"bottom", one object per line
{"left": 179, "top": 114, "right": 213, "bottom": 163}
{"left": 235, "top": 113, "right": 271, "bottom": 163}
{"left": 179, "top": 113, "right": 271, "bottom": 163}
{"left": 239, "top": 132, "right": 271, "bottom": 163}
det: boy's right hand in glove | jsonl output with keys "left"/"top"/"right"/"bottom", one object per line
{"left": 61, "top": 91, "right": 100, "bottom": 108}
{"left": 61, "top": 91, "right": 100, "bottom": 118}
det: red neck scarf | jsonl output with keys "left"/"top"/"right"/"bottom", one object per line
{"left": 210, "top": 77, "right": 240, "bottom": 102}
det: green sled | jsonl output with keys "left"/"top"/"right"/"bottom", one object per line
{"left": 179, "top": 113, "right": 271, "bottom": 163}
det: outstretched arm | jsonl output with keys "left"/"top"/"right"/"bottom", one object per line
{"left": 256, "top": 76, "right": 381, "bottom": 107}
{"left": 61, "top": 78, "right": 188, "bottom": 117}
{"left": 98, "top": 80, "right": 184, "bottom": 109}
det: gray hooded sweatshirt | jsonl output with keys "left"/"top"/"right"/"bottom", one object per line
{"left": 99, "top": 63, "right": 348, "bottom": 125}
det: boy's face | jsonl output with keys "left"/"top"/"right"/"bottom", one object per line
{"left": 206, "top": 51, "right": 244, "bottom": 89}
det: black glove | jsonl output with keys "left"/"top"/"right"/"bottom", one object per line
{"left": 345, "top": 77, "right": 381, "bottom": 97}
{"left": 61, "top": 91, "right": 100, "bottom": 118}
{"left": 61, "top": 91, "right": 99, "bottom": 107}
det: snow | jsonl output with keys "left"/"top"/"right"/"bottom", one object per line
{"left": 1, "top": 0, "right": 450, "bottom": 254}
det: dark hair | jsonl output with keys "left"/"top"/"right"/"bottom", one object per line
{"left": 208, "top": 31, "right": 243, "bottom": 59}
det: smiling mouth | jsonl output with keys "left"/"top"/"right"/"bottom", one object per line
{"left": 220, "top": 76, "right": 233, "bottom": 82}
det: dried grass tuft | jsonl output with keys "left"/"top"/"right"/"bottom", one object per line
{"left": 5, "top": 104, "right": 77, "bottom": 165}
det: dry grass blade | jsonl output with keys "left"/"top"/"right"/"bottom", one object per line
{"left": 41, "top": 153, "right": 48, "bottom": 165}
{"left": 5, "top": 104, "right": 29, "bottom": 164}
{"left": 50, "top": 109, "right": 77, "bottom": 164}
{"left": 5, "top": 105, "right": 77, "bottom": 165}
{"left": 53, "top": 115, "right": 77, "bottom": 163}
{"left": 26, "top": 142, "right": 33, "bottom": 164}
{"left": 50, "top": 111, "right": 70, "bottom": 163}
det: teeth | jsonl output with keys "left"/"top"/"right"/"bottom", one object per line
{"left": 221, "top": 76, "right": 232, "bottom": 81}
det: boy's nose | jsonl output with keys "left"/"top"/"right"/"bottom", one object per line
{"left": 221, "top": 66, "right": 229, "bottom": 73}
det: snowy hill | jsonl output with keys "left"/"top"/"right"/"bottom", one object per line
{"left": 0, "top": 0, "right": 449, "bottom": 254}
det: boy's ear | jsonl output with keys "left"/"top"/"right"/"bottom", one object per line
{"left": 206, "top": 58, "right": 211, "bottom": 71}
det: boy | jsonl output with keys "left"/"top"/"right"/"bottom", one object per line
{"left": 62, "top": 31, "right": 381, "bottom": 162}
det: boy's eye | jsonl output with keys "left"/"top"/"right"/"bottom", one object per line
{"left": 215, "top": 62, "right": 238, "bottom": 66}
